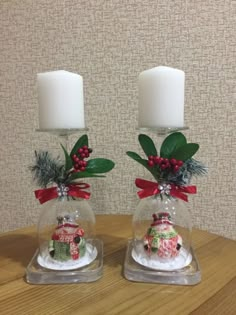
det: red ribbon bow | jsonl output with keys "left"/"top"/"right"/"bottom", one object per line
{"left": 35, "top": 183, "right": 90, "bottom": 204}
{"left": 135, "top": 178, "right": 196, "bottom": 202}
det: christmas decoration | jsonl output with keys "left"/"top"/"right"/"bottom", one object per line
{"left": 125, "top": 132, "right": 207, "bottom": 280}
{"left": 127, "top": 132, "right": 207, "bottom": 195}
{"left": 31, "top": 134, "right": 115, "bottom": 204}
{"left": 30, "top": 134, "right": 114, "bottom": 268}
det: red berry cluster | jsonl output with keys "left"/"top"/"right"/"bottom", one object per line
{"left": 72, "top": 145, "right": 92, "bottom": 172}
{"left": 147, "top": 156, "right": 183, "bottom": 173}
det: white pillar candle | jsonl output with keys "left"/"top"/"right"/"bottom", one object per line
{"left": 138, "top": 66, "right": 185, "bottom": 128}
{"left": 37, "top": 70, "right": 85, "bottom": 129}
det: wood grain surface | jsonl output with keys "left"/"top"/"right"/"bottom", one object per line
{"left": 0, "top": 215, "right": 235, "bottom": 315}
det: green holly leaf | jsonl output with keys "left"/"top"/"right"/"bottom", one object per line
{"left": 70, "top": 134, "right": 88, "bottom": 158}
{"left": 126, "top": 151, "right": 159, "bottom": 180}
{"left": 171, "top": 143, "right": 199, "bottom": 161}
{"left": 138, "top": 134, "right": 158, "bottom": 157}
{"left": 60, "top": 144, "right": 73, "bottom": 171}
{"left": 160, "top": 132, "right": 187, "bottom": 158}
{"left": 68, "top": 171, "right": 106, "bottom": 182}
{"left": 126, "top": 151, "right": 147, "bottom": 167}
{"left": 86, "top": 158, "right": 115, "bottom": 173}
{"left": 126, "top": 151, "right": 143, "bottom": 161}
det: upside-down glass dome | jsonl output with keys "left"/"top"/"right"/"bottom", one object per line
{"left": 37, "top": 197, "right": 96, "bottom": 270}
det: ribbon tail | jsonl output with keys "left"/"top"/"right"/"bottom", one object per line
{"left": 34, "top": 187, "right": 58, "bottom": 204}
{"left": 181, "top": 186, "right": 197, "bottom": 194}
{"left": 135, "top": 178, "right": 160, "bottom": 199}
{"left": 69, "top": 189, "right": 91, "bottom": 200}
{"left": 135, "top": 178, "right": 158, "bottom": 189}
{"left": 67, "top": 183, "right": 91, "bottom": 200}
{"left": 137, "top": 187, "right": 160, "bottom": 199}
{"left": 170, "top": 190, "right": 188, "bottom": 202}
{"left": 39, "top": 194, "right": 56, "bottom": 204}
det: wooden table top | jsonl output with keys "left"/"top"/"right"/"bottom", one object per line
{"left": 0, "top": 215, "right": 235, "bottom": 315}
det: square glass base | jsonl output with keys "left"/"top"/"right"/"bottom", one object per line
{"left": 26, "top": 239, "right": 103, "bottom": 284}
{"left": 124, "top": 240, "right": 201, "bottom": 285}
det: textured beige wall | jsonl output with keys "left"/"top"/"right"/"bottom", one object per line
{"left": 0, "top": 0, "right": 235, "bottom": 239}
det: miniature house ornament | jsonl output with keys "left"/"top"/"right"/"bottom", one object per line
{"left": 124, "top": 132, "right": 207, "bottom": 284}
{"left": 48, "top": 214, "right": 86, "bottom": 262}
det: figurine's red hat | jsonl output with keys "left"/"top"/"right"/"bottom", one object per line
{"left": 151, "top": 212, "right": 173, "bottom": 226}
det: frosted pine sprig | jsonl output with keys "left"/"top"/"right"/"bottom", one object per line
{"left": 30, "top": 151, "right": 65, "bottom": 188}
{"left": 167, "top": 159, "right": 208, "bottom": 186}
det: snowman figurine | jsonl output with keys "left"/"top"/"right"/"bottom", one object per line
{"left": 49, "top": 214, "right": 86, "bottom": 262}
{"left": 143, "top": 212, "right": 182, "bottom": 259}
